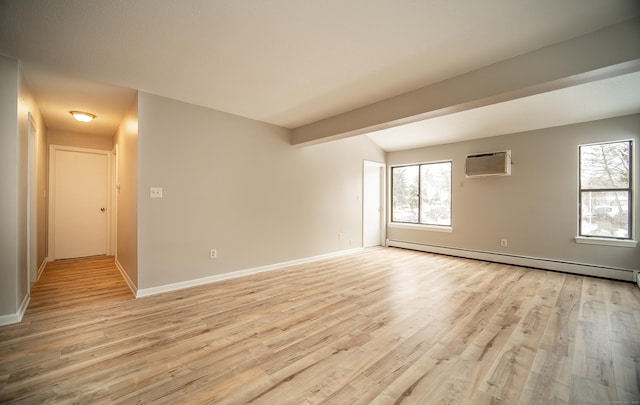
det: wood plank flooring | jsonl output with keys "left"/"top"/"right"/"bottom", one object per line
{"left": 1, "top": 248, "right": 639, "bottom": 404}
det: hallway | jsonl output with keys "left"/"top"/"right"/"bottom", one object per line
{"left": 23, "top": 256, "right": 133, "bottom": 320}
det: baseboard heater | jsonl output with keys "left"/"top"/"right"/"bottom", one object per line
{"left": 387, "top": 239, "right": 636, "bottom": 282}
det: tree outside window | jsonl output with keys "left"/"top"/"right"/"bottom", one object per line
{"left": 579, "top": 141, "right": 632, "bottom": 239}
{"left": 392, "top": 162, "right": 451, "bottom": 226}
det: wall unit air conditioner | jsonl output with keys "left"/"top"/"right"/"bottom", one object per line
{"left": 465, "top": 150, "right": 511, "bottom": 177}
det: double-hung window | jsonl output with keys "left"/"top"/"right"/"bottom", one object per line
{"left": 579, "top": 140, "right": 632, "bottom": 239}
{"left": 391, "top": 161, "right": 451, "bottom": 226}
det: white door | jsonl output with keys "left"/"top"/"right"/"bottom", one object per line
{"left": 363, "top": 161, "right": 385, "bottom": 247}
{"left": 50, "top": 147, "right": 109, "bottom": 259}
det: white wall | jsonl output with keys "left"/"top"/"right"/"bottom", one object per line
{"left": 113, "top": 94, "right": 138, "bottom": 288}
{"left": 387, "top": 114, "right": 640, "bottom": 275}
{"left": 137, "top": 93, "right": 384, "bottom": 289}
{"left": 18, "top": 64, "right": 47, "bottom": 284}
{"left": 48, "top": 129, "right": 113, "bottom": 151}
{"left": 35, "top": 96, "right": 48, "bottom": 268}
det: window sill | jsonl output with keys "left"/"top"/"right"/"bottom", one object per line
{"left": 388, "top": 222, "right": 453, "bottom": 233}
{"left": 575, "top": 236, "right": 637, "bottom": 248}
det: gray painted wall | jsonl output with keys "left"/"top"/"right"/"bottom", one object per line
{"left": 387, "top": 114, "right": 640, "bottom": 272}
{"left": 0, "top": 56, "right": 20, "bottom": 318}
{"left": 137, "top": 93, "right": 385, "bottom": 289}
{"left": 0, "top": 56, "right": 47, "bottom": 322}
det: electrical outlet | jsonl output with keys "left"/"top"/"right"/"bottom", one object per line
{"left": 150, "top": 187, "right": 163, "bottom": 198}
{"left": 339, "top": 233, "right": 343, "bottom": 240}
{"left": 210, "top": 249, "right": 217, "bottom": 259}
{"left": 500, "top": 239, "right": 508, "bottom": 247}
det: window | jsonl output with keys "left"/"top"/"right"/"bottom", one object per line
{"left": 579, "top": 140, "right": 632, "bottom": 239}
{"left": 392, "top": 161, "right": 451, "bottom": 226}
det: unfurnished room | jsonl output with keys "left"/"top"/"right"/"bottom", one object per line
{"left": 1, "top": 1, "right": 639, "bottom": 403}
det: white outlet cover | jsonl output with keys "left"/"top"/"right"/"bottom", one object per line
{"left": 150, "top": 187, "right": 163, "bottom": 198}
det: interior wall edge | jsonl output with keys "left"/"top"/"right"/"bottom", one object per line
{"left": 0, "top": 293, "right": 30, "bottom": 327}
{"left": 115, "top": 258, "right": 137, "bottom": 297}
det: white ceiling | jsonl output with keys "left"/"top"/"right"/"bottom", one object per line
{"left": 18, "top": 63, "right": 137, "bottom": 137}
{"left": 0, "top": 1, "right": 639, "bottom": 148}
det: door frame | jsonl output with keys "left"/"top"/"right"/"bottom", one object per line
{"left": 48, "top": 145, "right": 114, "bottom": 259}
{"left": 362, "top": 160, "right": 386, "bottom": 247}
{"left": 27, "top": 113, "right": 38, "bottom": 286}
{"left": 111, "top": 144, "right": 118, "bottom": 258}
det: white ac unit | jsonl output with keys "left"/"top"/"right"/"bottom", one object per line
{"left": 465, "top": 151, "right": 511, "bottom": 177}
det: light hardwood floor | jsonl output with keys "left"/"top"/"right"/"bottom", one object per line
{"left": 1, "top": 248, "right": 639, "bottom": 404}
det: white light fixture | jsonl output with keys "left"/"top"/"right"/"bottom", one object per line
{"left": 70, "top": 111, "right": 95, "bottom": 123}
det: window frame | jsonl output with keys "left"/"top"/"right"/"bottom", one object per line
{"left": 390, "top": 160, "right": 452, "bottom": 229}
{"left": 577, "top": 140, "right": 634, "bottom": 243}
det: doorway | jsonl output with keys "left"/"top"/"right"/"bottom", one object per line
{"left": 363, "top": 161, "right": 385, "bottom": 247}
{"left": 48, "top": 145, "right": 112, "bottom": 260}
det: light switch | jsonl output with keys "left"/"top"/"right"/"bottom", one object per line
{"left": 150, "top": 187, "right": 163, "bottom": 198}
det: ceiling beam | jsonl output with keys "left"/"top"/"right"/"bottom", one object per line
{"left": 291, "top": 17, "right": 640, "bottom": 147}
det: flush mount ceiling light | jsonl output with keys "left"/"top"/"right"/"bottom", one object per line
{"left": 69, "top": 111, "right": 96, "bottom": 123}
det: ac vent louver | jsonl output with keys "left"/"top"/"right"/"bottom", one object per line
{"left": 465, "top": 151, "right": 511, "bottom": 177}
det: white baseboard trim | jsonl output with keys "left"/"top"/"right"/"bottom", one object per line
{"left": 17, "top": 292, "right": 30, "bottom": 321}
{"left": 115, "top": 258, "right": 138, "bottom": 296}
{"left": 387, "top": 239, "right": 635, "bottom": 282}
{"left": 0, "top": 292, "right": 30, "bottom": 326}
{"left": 0, "top": 314, "right": 20, "bottom": 326}
{"left": 137, "top": 247, "right": 363, "bottom": 298}
{"left": 37, "top": 257, "right": 50, "bottom": 281}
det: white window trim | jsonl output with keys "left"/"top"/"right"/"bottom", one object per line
{"left": 388, "top": 222, "right": 453, "bottom": 233}
{"left": 577, "top": 139, "right": 634, "bottom": 244}
{"left": 390, "top": 160, "right": 453, "bottom": 228}
{"left": 575, "top": 236, "right": 637, "bottom": 248}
